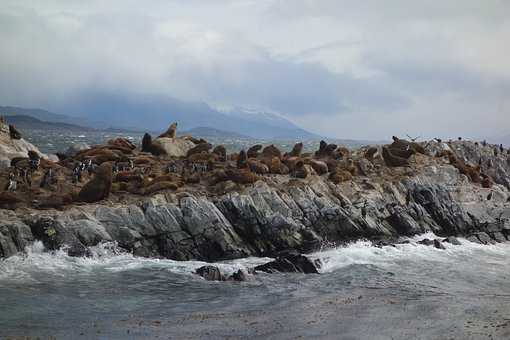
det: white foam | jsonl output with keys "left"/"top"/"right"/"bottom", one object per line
{"left": 0, "top": 242, "right": 271, "bottom": 283}
{"left": 310, "top": 234, "right": 510, "bottom": 273}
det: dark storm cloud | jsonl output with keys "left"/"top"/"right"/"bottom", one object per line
{"left": 0, "top": 0, "right": 508, "bottom": 139}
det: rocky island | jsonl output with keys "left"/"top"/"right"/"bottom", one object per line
{"left": 0, "top": 119, "right": 509, "bottom": 276}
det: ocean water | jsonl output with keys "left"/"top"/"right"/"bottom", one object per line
{"left": 1, "top": 234, "right": 510, "bottom": 339}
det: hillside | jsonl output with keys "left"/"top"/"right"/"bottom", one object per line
{"left": 4, "top": 115, "right": 95, "bottom": 132}
{"left": 47, "top": 92, "right": 321, "bottom": 139}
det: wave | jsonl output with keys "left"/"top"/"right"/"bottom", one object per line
{"left": 1, "top": 233, "right": 509, "bottom": 283}
{"left": 310, "top": 232, "right": 510, "bottom": 273}
{"left": 0, "top": 241, "right": 271, "bottom": 283}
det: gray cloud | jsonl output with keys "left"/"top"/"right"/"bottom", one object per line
{"left": 0, "top": 0, "right": 508, "bottom": 139}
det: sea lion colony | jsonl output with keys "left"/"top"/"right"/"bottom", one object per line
{"left": 0, "top": 122, "right": 506, "bottom": 210}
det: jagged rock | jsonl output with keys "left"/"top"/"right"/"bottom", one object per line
{"left": 196, "top": 265, "right": 226, "bottom": 281}
{"left": 418, "top": 238, "right": 445, "bottom": 249}
{"left": 254, "top": 253, "right": 320, "bottom": 274}
{"left": 229, "top": 269, "right": 248, "bottom": 282}
{"left": 443, "top": 236, "right": 461, "bottom": 245}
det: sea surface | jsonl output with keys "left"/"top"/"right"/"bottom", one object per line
{"left": 1, "top": 233, "right": 510, "bottom": 339}
{"left": 21, "top": 128, "right": 371, "bottom": 155}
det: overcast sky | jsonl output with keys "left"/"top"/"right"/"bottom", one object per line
{"left": 0, "top": 0, "right": 509, "bottom": 139}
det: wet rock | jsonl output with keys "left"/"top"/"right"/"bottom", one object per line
{"left": 229, "top": 269, "right": 248, "bottom": 282}
{"left": 443, "top": 236, "right": 461, "bottom": 245}
{"left": 66, "top": 242, "right": 92, "bottom": 257}
{"left": 474, "top": 232, "right": 496, "bottom": 245}
{"left": 196, "top": 265, "right": 226, "bottom": 281}
{"left": 254, "top": 253, "right": 320, "bottom": 274}
{"left": 491, "top": 232, "right": 506, "bottom": 243}
{"left": 417, "top": 238, "right": 445, "bottom": 249}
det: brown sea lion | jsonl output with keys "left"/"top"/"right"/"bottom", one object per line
{"left": 306, "top": 159, "right": 328, "bottom": 175}
{"left": 292, "top": 160, "right": 308, "bottom": 179}
{"left": 346, "top": 159, "right": 358, "bottom": 176}
{"left": 382, "top": 147, "right": 409, "bottom": 167}
{"left": 481, "top": 174, "right": 493, "bottom": 188}
{"left": 248, "top": 159, "right": 269, "bottom": 174}
{"left": 187, "top": 143, "right": 212, "bottom": 157}
{"left": 114, "top": 171, "right": 144, "bottom": 183}
{"left": 225, "top": 168, "right": 259, "bottom": 184}
{"left": 108, "top": 138, "right": 136, "bottom": 151}
{"left": 187, "top": 152, "right": 218, "bottom": 163}
{"left": 261, "top": 145, "right": 282, "bottom": 160}
{"left": 77, "top": 163, "right": 113, "bottom": 203}
{"left": 0, "top": 191, "right": 24, "bottom": 209}
{"left": 237, "top": 150, "right": 248, "bottom": 169}
{"left": 212, "top": 145, "right": 227, "bottom": 162}
{"left": 247, "top": 145, "right": 263, "bottom": 158}
{"left": 33, "top": 193, "right": 74, "bottom": 209}
{"left": 141, "top": 133, "right": 167, "bottom": 156}
{"left": 315, "top": 140, "right": 328, "bottom": 157}
{"left": 158, "top": 122, "right": 178, "bottom": 139}
{"left": 329, "top": 170, "right": 352, "bottom": 184}
{"left": 388, "top": 147, "right": 415, "bottom": 159}
{"left": 283, "top": 156, "right": 302, "bottom": 171}
{"left": 287, "top": 142, "right": 303, "bottom": 158}
{"left": 365, "top": 147, "right": 378, "bottom": 162}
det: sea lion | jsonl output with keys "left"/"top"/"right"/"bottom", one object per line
{"left": 261, "top": 145, "right": 282, "bottom": 160}
{"left": 248, "top": 159, "right": 269, "bottom": 174}
{"left": 315, "top": 140, "right": 328, "bottom": 158}
{"left": 365, "top": 147, "right": 378, "bottom": 162}
{"left": 158, "top": 122, "right": 178, "bottom": 139}
{"left": 481, "top": 173, "right": 493, "bottom": 188}
{"left": 0, "top": 191, "right": 24, "bottom": 209}
{"left": 382, "top": 147, "right": 409, "bottom": 167}
{"left": 334, "top": 146, "right": 350, "bottom": 160}
{"left": 108, "top": 138, "right": 136, "bottom": 150}
{"left": 287, "top": 143, "right": 303, "bottom": 158}
{"left": 141, "top": 133, "right": 167, "bottom": 156}
{"left": 187, "top": 143, "right": 212, "bottom": 157}
{"left": 388, "top": 147, "right": 415, "bottom": 159}
{"left": 292, "top": 160, "right": 308, "bottom": 179}
{"left": 283, "top": 156, "right": 302, "bottom": 171}
{"left": 33, "top": 193, "right": 74, "bottom": 209}
{"left": 187, "top": 152, "right": 218, "bottom": 163}
{"left": 247, "top": 145, "right": 263, "bottom": 158}
{"left": 306, "top": 159, "right": 328, "bottom": 175}
{"left": 212, "top": 145, "right": 227, "bottom": 162}
{"left": 346, "top": 159, "right": 358, "bottom": 176}
{"left": 329, "top": 170, "right": 352, "bottom": 184}
{"left": 9, "top": 124, "right": 21, "bottom": 139}
{"left": 225, "top": 168, "right": 259, "bottom": 184}
{"left": 77, "top": 163, "right": 113, "bottom": 203}
{"left": 237, "top": 150, "right": 248, "bottom": 169}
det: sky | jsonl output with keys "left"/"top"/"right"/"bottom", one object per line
{"left": 0, "top": 0, "right": 509, "bottom": 140}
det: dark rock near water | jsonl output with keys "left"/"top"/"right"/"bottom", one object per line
{"left": 443, "top": 236, "right": 461, "bottom": 245}
{"left": 196, "top": 265, "right": 226, "bottom": 281}
{"left": 254, "top": 253, "right": 320, "bottom": 274}
{"left": 418, "top": 238, "right": 446, "bottom": 249}
{"left": 229, "top": 269, "right": 248, "bottom": 282}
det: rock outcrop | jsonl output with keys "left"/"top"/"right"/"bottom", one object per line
{"left": 0, "top": 138, "right": 509, "bottom": 264}
{"left": 0, "top": 118, "right": 46, "bottom": 168}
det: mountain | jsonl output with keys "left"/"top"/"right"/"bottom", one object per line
{"left": 47, "top": 91, "right": 321, "bottom": 139}
{"left": 0, "top": 106, "right": 87, "bottom": 126}
{"left": 4, "top": 115, "right": 95, "bottom": 132}
{"left": 180, "top": 127, "right": 250, "bottom": 139}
